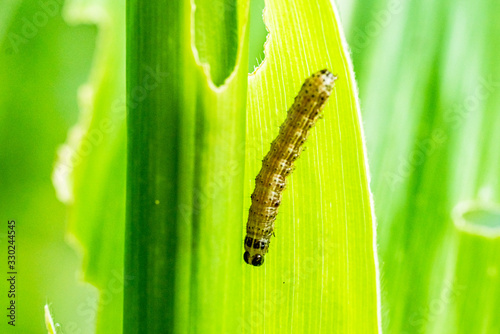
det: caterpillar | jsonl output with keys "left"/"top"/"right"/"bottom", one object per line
{"left": 244, "top": 69, "right": 337, "bottom": 266}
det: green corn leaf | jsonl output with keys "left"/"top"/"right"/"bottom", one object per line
{"left": 337, "top": 0, "right": 500, "bottom": 332}
{"left": 125, "top": 0, "right": 249, "bottom": 332}
{"left": 41, "top": 0, "right": 382, "bottom": 332}
{"left": 126, "top": 0, "right": 380, "bottom": 332}
{"left": 53, "top": 0, "right": 126, "bottom": 332}
{"left": 241, "top": 0, "right": 380, "bottom": 332}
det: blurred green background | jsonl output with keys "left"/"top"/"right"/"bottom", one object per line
{"left": 0, "top": 1, "right": 99, "bottom": 333}
{"left": 1, "top": 0, "right": 499, "bottom": 333}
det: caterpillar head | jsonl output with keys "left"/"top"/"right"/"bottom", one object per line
{"left": 243, "top": 236, "right": 269, "bottom": 266}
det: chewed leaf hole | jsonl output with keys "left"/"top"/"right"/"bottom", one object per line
{"left": 193, "top": 0, "right": 238, "bottom": 86}
{"left": 248, "top": 0, "right": 267, "bottom": 73}
{"left": 452, "top": 200, "right": 500, "bottom": 238}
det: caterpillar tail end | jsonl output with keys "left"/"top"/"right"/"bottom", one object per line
{"left": 244, "top": 251, "right": 264, "bottom": 266}
{"left": 243, "top": 236, "right": 268, "bottom": 266}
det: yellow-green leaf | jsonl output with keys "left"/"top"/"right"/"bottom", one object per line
{"left": 241, "top": 0, "right": 380, "bottom": 332}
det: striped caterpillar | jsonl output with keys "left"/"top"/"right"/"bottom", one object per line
{"left": 244, "top": 69, "right": 337, "bottom": 266}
